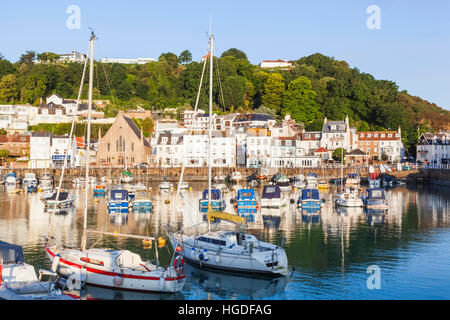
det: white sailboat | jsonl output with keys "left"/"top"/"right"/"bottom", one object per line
{"left": 44, "top": 32, "right": 185, "bottom": 293}
{"left": 168, "top": 33, "right": 288, "bottom": 277}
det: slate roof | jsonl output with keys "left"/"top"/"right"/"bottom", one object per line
{"left": 322, "top": 121, "right": 346, "bottom": 133}
{"left": 123, "top": 115, "right": 150, "bottom": 147}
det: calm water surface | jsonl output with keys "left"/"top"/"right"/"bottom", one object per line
{"left": 0, "top": 182, "right": 449, "bottom": 300}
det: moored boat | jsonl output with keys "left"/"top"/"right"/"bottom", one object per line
{"left": 361, "top": 187, "right": 388, "bottom": 210}
{"left": 260, "top": 185, "right": 282, "bottom": 208}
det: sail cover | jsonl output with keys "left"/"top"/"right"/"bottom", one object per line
{"left": 262, "top": 186, "right": 281, "bottom": 199}
{"left": 0, "top": 241, "right": 24, "bottom": 265}
{"left": 301, "top": 189, "right": 319, "bottom": 200}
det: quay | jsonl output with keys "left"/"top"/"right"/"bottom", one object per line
{"left": 2, "top": 166, "right": 449, "bottom": 185}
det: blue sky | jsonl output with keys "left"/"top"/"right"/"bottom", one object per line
{"left": 1, "top": 0, "right": 449, "bottom": 110}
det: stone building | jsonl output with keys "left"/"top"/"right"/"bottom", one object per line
{"left": 96, "top": 112, "right": 152, "bottom": 167}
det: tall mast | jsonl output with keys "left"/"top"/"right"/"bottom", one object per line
{"left": 81, "top": 31, "right": 95, "bottom": 252}
{"left": 208, "top": 34, "right": 214, "bottom": 209}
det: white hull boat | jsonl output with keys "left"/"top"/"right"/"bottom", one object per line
{"left": 45, "top": 246, "right": 185, "bottom": 293}
{"left": 169, "top": 231, "right": 288, "bottom": 276}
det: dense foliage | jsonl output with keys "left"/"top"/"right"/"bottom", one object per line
{"left": 1, "top": 50, "right": 449, "bottom": 153}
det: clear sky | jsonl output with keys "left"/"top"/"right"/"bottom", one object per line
{"left": 1, "top": 0, "right": 449, "bottom": 110}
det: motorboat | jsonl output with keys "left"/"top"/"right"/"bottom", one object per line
{"left": 369, "top": 172, "right": 381, "bottom": 188}
{"left": 126, "top": 183, "right": 146, "bottom": 199}
{"left": 291, "top": 175, "right": 306, "bottom": 189}
{"left": 0, "top": 241, "right": 73, "bottom": 300}
{"left": 159, "top": 180, "right": 173, "bottom": 190}
{"left": 199, "top": 189, "right": 226, "bottom": 213}
{"left": 232, "top": 189, "right": 259, "bottom": 220}
{"left": 246, "top": 174, "right": 260, "bottom": 187}
{"left": 178, "top": 181, "right": 190, "bottom": 190}
{"left": 297, "top": 188, "right": 324, "bottom": 215}
{"left": 346, "top": 173, "right": 360, "bottom": 186}
{"left": 334, "top": 187, "right": 363, "bottom": 207}
{"left": 43, "top": 191, "right": 75, "bottom": 209}
{"left": 361, "top": 188, "right": 388, "bottom": 210}
{"left": 271, "top": 174, "right": 291, "bottom": 191}
{"left": 230, "top": 171, "right": 243, "bottom": 183}
{"left": 260, "top": 185, "right": 282, "bottom": 208}
{"left": 306, "top": 173, "right": 318, "bottom": 188}
{"left": 131, "top": 190, "right": 153, "bottom": 212}
{"left": 317, "top": 180, "right": 329, "bottom": 191}
{"left": 5, "top": 172, "right": 17, "bottom": 186}
{"left": 93, "top": 182, "right": 107, "bottom": 196}
{"left": 120, "top": 170, "right": 133, "bottom": 183}
{"left": 213, "top": 175, "right": 225, "bottom": 182}
{"left": 169, "top": 212, "right": 288, "bottom": 276}
{"left": 23, "top": 173, "right": 38, "bottom": 187}
{"left": 107, "top": 186, "right": 130, "bottom": 213}
{"left": 382, "top": 175, "right": 394, "bottom": 187}
{"left": 40, "top": 188, "right": 55, "bottom": 200}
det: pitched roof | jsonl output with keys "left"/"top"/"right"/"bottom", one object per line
{"left": 314, "top": 147, "right": 328, "bottom": 153}
{"left": 122, "top": 115, "right": 150, "bottom": 147}
{"left": 347, "top": 148, "right": 366, "bottom": 156}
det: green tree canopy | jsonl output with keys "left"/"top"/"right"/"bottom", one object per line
{"left": 18, "top": 50, "right": 37, "bottom": 65}
{"left": 221, "top": 48, "right": 248, "bottom": 61}
{"left": 179, "top": 50, "right": 192, "bottom": 65}
{"left": 261, "top": 73, "right": 285, "bottom": 113}
{"left": 0, "top": 74, "right": 19, "bottom": 103}
{"left": 281, "top": 76, "right": 321, "bottom": 124}
{"left": 332, "top": 148, "right": 346, "bottom": 163}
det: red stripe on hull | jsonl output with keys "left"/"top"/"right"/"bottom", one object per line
{"left": 46, "top": 247, "right": 185, "bottom": 282}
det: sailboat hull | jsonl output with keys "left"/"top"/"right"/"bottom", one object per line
{"left": 45, "top": 247, "right": 185, "bottom": 293}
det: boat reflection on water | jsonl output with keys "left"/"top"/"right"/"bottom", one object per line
{"left": 364, "top": 208, "right": 387, "bottom": 226}
{"left": 261, "top": 208, "right": 281, "bottom": 228}
{"left": 301, "top": 211, "right": 320, "bottom": 224}
{"left": 335, "top": 206, "right": 363, "bottom": 217}
{"left": 109, "top": 212, "right": 129, "bottom": 225}
{"left": 64, "top": 285, "right": 185, "bottom": 300}
{"left": 184, "top": 263, "right": 288, "bottom": 299}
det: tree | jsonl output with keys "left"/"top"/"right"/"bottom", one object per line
{"left": 0, "top": 150, "right": 9, "bottom": 165}
{"left": 0, "top": 74, "right": 19, "bottom": 103}
{"left": 254, "top": 105, "right": 278, "bottom": 120}
{"left": 281, "top": 76, "right": 321, "bottom": 124}
{"left": 221, "top": 48, "right": 248, "bottom": 61}
{"left": 179, "top": 50, "right": 192, "bottom": 65}
{"left": 116, "top": 80, "right": 133, "bottom": 100}
{"left": 158, "top": 52, "right": 179, "bottom": 69}
{"left": 332, "top": 148, "right": 346, "bottom": 163}
{"left": 222, "top": 76, "right": 247, "bottom": 110}
{"left": 20, "top": 74, "right": 47, "bottom": 104}
{"left": 0, "top": 59, "right": 16, "bottom": 79}
{"left": 261, "top": 73, "right": 285, "bottom": 113}
{"left": 18, "top": 50, "right": 37, "bottom": 65}
{"left": 37, "top": 52, "right": 60, "bottom": 63}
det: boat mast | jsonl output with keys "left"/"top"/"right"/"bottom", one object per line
{"left": 81, "top": 30, "right": 95, "bottom": 252}
{"left": 207, "top": 33, "right": 214, "bottom": 232}
{"left": 208, "top": 34, "right": 214, "bottom": 210}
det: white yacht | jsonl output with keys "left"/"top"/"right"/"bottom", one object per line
{"left": 169, "top": 213, "right": 288, "bottom": 276}
{"left": 334, "top": 187, "right": 364, "bottom": 207}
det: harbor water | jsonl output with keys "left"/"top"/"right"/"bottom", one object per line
{"left": 0, "top": 182, "right": 449, "bottom": 300}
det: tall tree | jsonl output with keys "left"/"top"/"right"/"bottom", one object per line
{"left": 281, "top": 76, "right": 321, "bottom": 124}
{"left": 261, "top": 73, "right": 285, "bottom": 113}
{"left": 179, "top": 50, "right": 192, "bottom": 65}
{"left": 18, "top": 50, "right": 37, "bottom": 65}
{"left": 0, "top": 74, "right": 19, "bottom": 103}
{"left": 158, "top": 52, "right": 179, "bottom": 69}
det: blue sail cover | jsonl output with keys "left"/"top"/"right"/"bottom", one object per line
{"left": 262, "top": 186, "right": 281, "bottom": 199}
{"left": 237, "top": 189, "right": 255, "bottom": 200}
{"left": 307, "top": 173, "right": 317, "bottom": 178}
{"left": 202, "top": 189, "right": 222, "bottom": 200}
{"left": 6, "top": 173, "right": 16, "bottom": 178}
{"left": 0, "top": 241, "right": 24, "bottom": 264}
{"left": 301, "top": 189, "right": 320, "bottom": 200}
{"left": 111, "top": 189, "right": 129, "bottom": 201}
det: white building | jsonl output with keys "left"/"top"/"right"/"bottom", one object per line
{"left": 233, "top": 113, "right": 276, "bottom": 129}
{"left": 0, "top": 105, "right": 34, "bottom": 133}
{"left": 29, "top": 132, "right": 52, "bottom": 169}
{"left": 259, "top": 59, "right": 293, "bottom": 69}
{"left": 246, "top": 128, "right": 272, "bottom": 167}
{"left": 320, "top": 116, "right": 357, "bottom": 153}
{"left": 100, "top": 58, "right": 156, "bottom": 64}
{"left": 156, "top": 132, "right": 184, "bottom": 167}
{"left": 270, "top": 137, "right": 297, "bottom": 168}
{"left": 58, "top": 51, "right": 87, "bottom": 64}
{"left": 50, "top": 135, "right": 79, "bottom": 168}
{"left": 416, "top": 132, "right": 450, "bottom": 165}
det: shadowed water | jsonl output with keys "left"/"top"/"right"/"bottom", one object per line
{"left": 0, "top": 182, "right": 449, "bottom": 300}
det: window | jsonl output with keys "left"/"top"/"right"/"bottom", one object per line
{"left": 131, "top": 142, "right": 134, "bottom": 152}
{"left": 107, "top": 143, "right": 110, "bottom": 152}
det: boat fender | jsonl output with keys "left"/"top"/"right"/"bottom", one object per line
{"left": 67, "top": 271, "right": 83, "bottom": 290}
{"left": 215, "top": 254, "right": 221, "bottom": 264}
{"left": 51, "top": 254, "right": 61, "bottom": 273}
{"left": 113, "top": 275, "right": 123, "bottom": 286}
{"left": 198, "top": 253, "right": 204, "bottom": 261}
{"left": 203, "top": 250, "right": 209, "bottom": 262}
